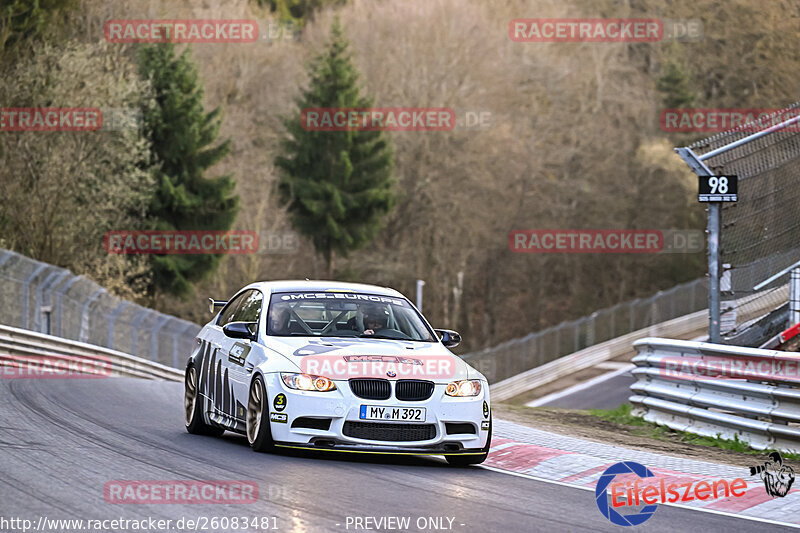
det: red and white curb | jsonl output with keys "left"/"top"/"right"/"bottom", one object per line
{"left": 485, "top": 432, "right": 800, "bottom": 526}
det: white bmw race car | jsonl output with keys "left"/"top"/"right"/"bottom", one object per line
{"left": 184, "top": 281, "right": 491, "bottom": 465}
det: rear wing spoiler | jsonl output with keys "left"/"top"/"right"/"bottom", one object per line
{"left": 208, "top": 298, "right": 227, "bottom": 314}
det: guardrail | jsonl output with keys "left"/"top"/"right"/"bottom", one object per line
{"left": 489, "top": 309, "right": 709, "bottom": 402}
{"left": 462, "top": 277, "right": 708, "bottom": 384}
{"left": 0, "top": 324, "right": 183, "bottom": 382}
{"left": 630, "top": 337, "right": 800, "bottom": 453}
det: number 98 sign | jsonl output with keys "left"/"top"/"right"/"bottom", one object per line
{"left": 698, "top": 175, "right": 738, "bottom": 202}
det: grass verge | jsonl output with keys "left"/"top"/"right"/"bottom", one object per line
{"left": 589, "top": 403, "right": 800, "bottom": 461}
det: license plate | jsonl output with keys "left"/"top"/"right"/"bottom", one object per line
{"left": 359, "top": 405, "right": 426, "bottom": 422}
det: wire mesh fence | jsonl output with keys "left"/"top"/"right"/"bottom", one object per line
{"left": 686, "top": 103, "right": 800, "bottom": 337}
{"left": 0, "top": 247, "right": 199, "bottom": 368}
{"left": 461, "top": 277, "right": 708, "bottom": 383}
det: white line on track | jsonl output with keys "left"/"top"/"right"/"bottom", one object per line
{"left": 479, "top": 465, "right": 800, "bottom": 529}
{"left": 525, "top": 364, "right": 635, "bottom": 407}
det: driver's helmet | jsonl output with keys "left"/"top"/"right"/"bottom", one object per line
{"left": 269, "top": 303, "right": 290, "bottom": 330}
{"left": 362, "top": 305, "right": 387, "bottom": 330}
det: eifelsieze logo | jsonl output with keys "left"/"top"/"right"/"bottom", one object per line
{"left": 595, "top": 462, "right": 658, "bottom": 526}
{"left": 596, "top": 461, "right": 749, "bottom": 526}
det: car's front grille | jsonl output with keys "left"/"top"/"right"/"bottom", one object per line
{"left": 395, "top": 380, "right": 435, "bottom": 401}
{"left": 349, "top": 378, "right": 391, "bottom": 400}
{"left": 445, "top": 422, "right": 476, "bottom": 435}
{"left": 343, "top": 422, "right": 436, "bottom": 442}
{"left": 291, "top": 417, "right": 332, "bottom": 431}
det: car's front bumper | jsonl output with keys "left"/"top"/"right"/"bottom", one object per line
{"left": 262, "top": 374, "right": 491, "bottom": 454}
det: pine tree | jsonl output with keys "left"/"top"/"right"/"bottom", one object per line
{"left": 657, "top": 58, "right": 696, "bottom": 109}
{"left": 275, "top": 18, "right": 395, "bottom": 278}
{"left": 254, "top": 0, "right": 346, "bottom": 25}
{"left": 137, "top": 43, "right": 238, "bottom": 297}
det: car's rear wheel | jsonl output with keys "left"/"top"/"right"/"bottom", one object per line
{"left": 247, "top": 375, "right": 275, "bottom": 452}
{"left": 185, "top": 365, "right": 224, "bottom": 436}
{"left": 446, "top": 421, "right": 491, "bottom": 466}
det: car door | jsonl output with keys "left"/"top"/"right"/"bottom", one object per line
{"left": 216, "top": 289, "right": 263, "bottom": 430}
{"left": 200, "top": 290, "right": 249, "bottom": 429}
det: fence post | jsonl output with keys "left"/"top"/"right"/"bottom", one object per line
{"left": 107, "top": 301, "right": 129, "bottom": 349}
{"left": 55, "top": 274, "right": 82, "bottom": 337}
{"left": 129, "top": 308, "right": 149, "bottom": 357}
{"left": 629, "top": 300, "right": 636, "bottom": 331}
{"left": 608, "top": 308, "right": 615, "bottom": 339}
{"left": 33, "top": 269, "right": 66, "bottom": 332}
{"left": 80, "top": 288, "right": 107, "bottom": 342}
{"left": 21, "top": 264, "right": 48, "bottom": 329}
{"left": 573, "top": 321, "right": 580, "bottom": 352}
{"left": 675, "top": 147, "right": 723, "bottom": 343}
{"left": 791, "top": 268, "right": 800, "bottom": 325}
{"left": 150, "top": 312, "right": 168, "bottom": 362}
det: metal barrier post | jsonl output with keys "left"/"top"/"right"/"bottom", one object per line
{"left": 129, "top": 308, "right": 149, "bottom": 357}
{"left": 675, "top": 147, "right": 721, "bottom": 343}
{"left": 150, "top": 312, "right": 168, "bottom": 362}
{"left": 33, "top": 269, "right": 68, "bottom": 332}
{"left": 80, "top": 288, "right": 107, "bottom": 342}
{"left": 791, "top": 268, "right": 800, "bottom": 325}
{"left": 20, "top": 264, "right": 48, "bottom": 330}
{"left": 106, "top": 301, "right": 129, "bottom": 349}
{"left": 54, "top": 275, "right": 82, "bottom": 337}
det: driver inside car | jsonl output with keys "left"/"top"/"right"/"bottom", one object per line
{"left": 361, "top": 309, "right": 387, "bottom": 336}
{"left": 268, "top": 304, "right": 305, "bottom": 335}
{"left": 342, "top": 303, "right": 385, "bottom": 334}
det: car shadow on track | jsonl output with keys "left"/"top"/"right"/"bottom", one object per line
{"left": 218, "top": 431, "right": 471, "bottom": 468}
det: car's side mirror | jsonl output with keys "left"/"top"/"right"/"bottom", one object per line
{"left": 223, "top": 321, "right": 257, "bottom": 341}
{"left": 208, "top": 297, "right": 227, "bottom": 314}
{"left": 435, "top": 329, "right": 461, "bottom": 348}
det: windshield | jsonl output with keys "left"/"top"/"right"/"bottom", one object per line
{"left": 266, "top": 291, "right": 436, "bottom": 342}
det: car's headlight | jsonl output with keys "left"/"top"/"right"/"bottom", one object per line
{"left": 445, "top": 379, "right": 482, "bottom": 397}
{"left": 281, "top": 373, "right": 337, "bottom": 392}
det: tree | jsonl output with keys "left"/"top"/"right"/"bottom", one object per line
{"left": 0, "top": 40, "right": 156, "bottom": 300}
{"left": 0, "top": 0, "right": 75, "bottom": 54}
{"left": 137, "top": 42, "right": 238, "bottom": 297}
{"left": 253, "top": 0, "right": 346, "bottom": 25}
{"left": 657, "top": 57, "right": 696, "bottom": 109}
{"left": 275, "top": 18, "right": 395, "bottom": 278}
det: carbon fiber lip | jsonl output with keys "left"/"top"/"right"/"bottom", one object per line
{"left": 273, "top": 441, "right": 485, "bottom": 455}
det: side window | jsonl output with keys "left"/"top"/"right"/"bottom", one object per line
{"left": 217, "top": 291, "right": 250, "bottom": 326}
{"left": 233, "top": 290, "right": 263, "bottom": 323}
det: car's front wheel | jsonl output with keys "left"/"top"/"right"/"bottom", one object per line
{"left": 185, "top": 365, "right": 224, "bottom": 436}
{"left": 247, "top": 375, "right": 275, "bottom": 452}
{"left": 446, "top": 421, "right": 491, "bottom": 466}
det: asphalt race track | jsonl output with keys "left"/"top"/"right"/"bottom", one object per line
{"left": 0, "top": 377, "right": 794, "bottom": 533}
{"left": 537, "top": 371, "right": 637, "bottom": 409}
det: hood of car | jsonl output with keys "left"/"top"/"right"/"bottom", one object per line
{"left": 263, "top": 336, "right": 475, "bottom": 381}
